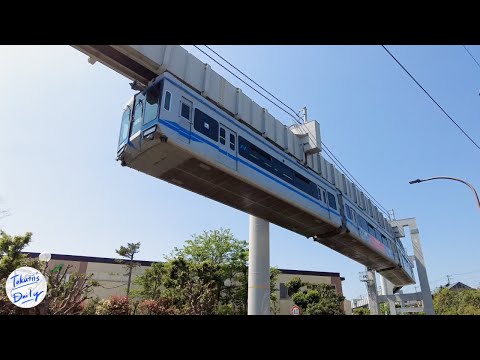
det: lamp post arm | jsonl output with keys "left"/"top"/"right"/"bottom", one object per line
{"left": 420, "top": 176, "right": 480, "bottom": 209}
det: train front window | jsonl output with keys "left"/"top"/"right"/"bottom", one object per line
{"left": 119, "top": 107, "right": 131, "bottom": 146}
{"left": 131, "top": 93, "right": 145, "bottom": 136}
{"left": 143, "top": 83, "right": 162, "bottom": 125}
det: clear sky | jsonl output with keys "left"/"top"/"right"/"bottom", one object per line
{"left": 1, "top": 45, "right": 479, "bottom": 301}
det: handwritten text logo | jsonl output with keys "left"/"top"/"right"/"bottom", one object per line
{"left": 5, "top": 267, "right": 47, "bottom": 308}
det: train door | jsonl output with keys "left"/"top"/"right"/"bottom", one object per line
{"left": 317, "top": 186, "right": 330, "bottom": 219}
{"left": 178, "top": 97, "right": 192, "bottom": 143}
{"left": 219, "top": 124, "right": 237, "bottom": 171}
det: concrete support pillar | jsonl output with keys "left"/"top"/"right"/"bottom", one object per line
{"left": 409, "top": 226, "right": 435, "bottom": 315}
{"left": 248, "top": 215, "right": 270, "bottom": 315}
{"left": 380, "top": 276, "right": 397, "bottom": 315}
{"left": 394, "top": 218, "right": 435, "bottom": 315}
{"left": 366, "top": 268, "right": 379, "bottom": 315}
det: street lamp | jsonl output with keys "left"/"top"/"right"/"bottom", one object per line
{"left": 409, "top": 176, "right": 480, "bottom": 209}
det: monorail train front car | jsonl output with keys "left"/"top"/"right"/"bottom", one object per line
{"left": 117, "top": 72, "right": 415, "bottom": 288}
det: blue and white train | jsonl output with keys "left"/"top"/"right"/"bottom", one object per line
{"left": 117, "top": 71, "right": 415, "bottom": 287}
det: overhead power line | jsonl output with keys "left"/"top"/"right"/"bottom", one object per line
{"left": 193, "top": 45, "right": 301, "bottom": 125}
{"left": 196, "top": 45, "right": 392, "bottom": 219}
{"left": 204, "top": 45, "right": 301, "bottom": 120}
{"left": 462, "top": 45, "right": 480, "bottom": 72}
{"left": 381, "top": 45, "right": 480, "bottom": 152}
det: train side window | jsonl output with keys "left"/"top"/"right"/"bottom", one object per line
{"left": 381, "top": 235, "right": 388, "bottom": 247}
{"left": 181, "top": 101, "right": 191, "bottom": 120}
{"left": 280, "top": 164, "right": 293, "bottom": 184}
{"left": 345, "top": 205, "right": 352, "bottom": 220}
{"left": 327, "top": 192, "right": 337, "bottom": 210}
{"left": 230, "top": 134, "right": 235, "bottom": 151}
{"left": 220, "top": 128, "right": 226, "bottom": 145}
{"left": 239, "top": 136, "right": 248, "bottom": 156}
{"left": 318, "top": 186, "right": 326, "bottom": 202}
{"left": 164, "top": 91, "right": 171, "bottom": 111}
{"left": 194, "top": 109, "right": 218, "bottom": 141}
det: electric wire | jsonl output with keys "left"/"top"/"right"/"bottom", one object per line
{"left": 382, "top": 45, "right": 480, "bottom": 152}
{"left": 197, "top": 45, "right": 394, "bottom": 221}
{"left": 193, "top": 45, "right": 301, "bottom": 125}
{"left": 462, "top": 45, "right": 480, "bottom": 71}
{"left": 200, "top": 44, "right": 395, "bottom": 222}
{"left": 204, "top": 45, "right": 302, "bottom": 121}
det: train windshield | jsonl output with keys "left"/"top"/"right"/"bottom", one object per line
{"left": 118, "top": 106, "right": 131, "bottom": 146}
{"left": 129, "top": 82, "right": 162, "bottom": 138}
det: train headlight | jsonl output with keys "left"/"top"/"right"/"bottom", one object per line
{"left": 143, "top": 125, "right": 157, "bottom": 139}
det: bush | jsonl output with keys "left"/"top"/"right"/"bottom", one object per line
{"left": 80, "top": 297, "right": 101, "bottom": 315}
{"left": 137, "top": 299, "right": 176, "bottom": 315}
{"left": 95, "top": 296, "right": 131, "bottom": 315}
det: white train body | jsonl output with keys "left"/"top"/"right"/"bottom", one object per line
{"left": 117, "top": 70, "right": 415, "bottom": 287}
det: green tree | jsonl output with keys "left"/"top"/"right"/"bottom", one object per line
{"left": 116, "top": 242, "right": 141, "bottom": 299}
{"left": 136, "top": 228, "right": 279, "bottom": 314}
{"left": 433, "top": 288, "right": 480, "bottom": 315}
{"left": 162, "top": 257, "right": 221, "bottom": 315}
{"left": 0, "top": 230, "right": 32, "bottom": 281}
{"left": 353, "top": 307, "right": 370, "bottom": 315}
{"left": 270, "top": 267, "right": 280, "bottom": 315}
{"left": 380, "top": 302, "right": 390, "bottom": 315}
{"left": 286, "top": 276, "right": 345, "bottom": 315}
{"left": 168, "top": 229, "right": 249, "bottom": 313}
{"left": 133, "top": 262, "right": 165, "bottom": 300}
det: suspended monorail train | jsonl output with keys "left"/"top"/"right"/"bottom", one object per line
{"left": 117, "top": 70, "right": 415, "bottom": 287}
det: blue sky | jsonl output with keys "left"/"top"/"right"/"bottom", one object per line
{"left": 1, "top": 45, "right": 479, "bottom": 301}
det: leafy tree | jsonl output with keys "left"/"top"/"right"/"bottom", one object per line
{"left": 162, "top": 257, "right": 221, "bottom": 315}
{"left": 133, "top": 262, "right": 164, "bottom": 300}
{"left": 0, "top": 230, "right": 32, "bottom": 280}
{"left": 169, "top": 229, "right": 249, "bottom": 312}
{"left": 353, "top": 307, "right": 370, "bottom": 315}
{"left": 433, "top": 288, "right": 480, "bottom": 315}
{"left": 270, "top": 267, "right": 280, "bottom": 315}
{"left": 136, "top": 228, "right": 279, "bottom": 314}
{"left": 380, "top": 302, "right": 390, "bottom": 315}
{"left": 115, "top": 242, "right": 141, "bottom": 298}
{"left": 286, "top": 276, "right": 345, "bottom": 315}
{"left": 286, "top": 277, "right": 303, "bottom": 297}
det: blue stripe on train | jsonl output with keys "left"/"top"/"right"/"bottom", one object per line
{"left": 143, "top": 118, "right": 341, "bottom": 218}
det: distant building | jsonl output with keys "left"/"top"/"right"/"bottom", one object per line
{"left": 25, "top": 252, "right": 349, "bottom": 315}
{"left": 447, "top": 282, "right": 473, "bottom": 291}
